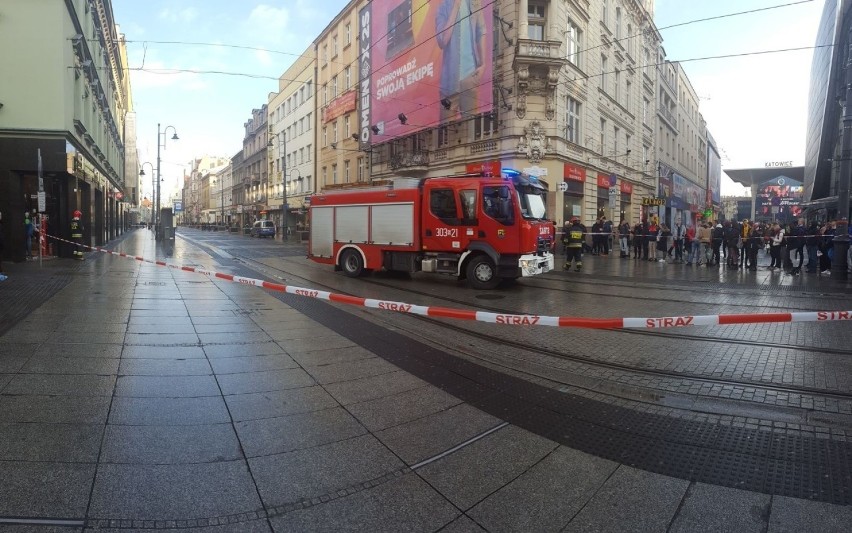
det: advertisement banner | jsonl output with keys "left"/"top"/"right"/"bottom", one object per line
{"left": 323, "top": 90, "right": 357, "bottom": 123}
{"left": 465, "top": 161, "right": 501, "bottom": 175}
{"left": 620, "top": 181, "right": 633, "bottom": 194}
{"left": 596, "top": 173, "right": 610, "bottom": 188}
{"left": 360, "top": 0, "right": 494, "bottom": 147}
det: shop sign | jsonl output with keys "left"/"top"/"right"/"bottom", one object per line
{"left": 642, "top": 197, "right": 666, "bottom": 206}
{"left": 620, "top": 181, "right": 633, "bottom": 194}
{"left": 323, "top": 90, "right": 357, "bottom": 123}
{"left": 596, "top": 173, "right": 611, "bottom": 188}
{"left": 564, "top": 163, "right": 586, "bottom": 182}
{"left": 466, "top": 161, "right": 501, "bottom": 176}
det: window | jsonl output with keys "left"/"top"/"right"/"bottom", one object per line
{"left": 627, "top": 24, "right": 633, "bottom": 56}
{"left": 332, "top": 76, "right": 338, "bottom": 98}
{"left": 307, "top": 144, "right": 312, "bottom": 160}
{"left": 287, "top": 154, "right": 292, "bottom": 168}
{"left": 482, "top": 186, "right": 514, "bottom": 225}
{"left": 625, "top": 134, "right": 631, "bottom": 156}
{"left": 643, "top": 98, "right": 649, "bottom": 124}
{"left": 344, "top": 160, "right": 350, "bottom": 183}
{"left": 643, "top": 145, "right": 650, "bottom": 165}
{"left": 614, "top": 69, "right": 620, "bottom": 101}
{"left": 306, "top": 113, "right": 311, "bottom": 131}
{"left": 600, "top": 118, "right": 606, "bottom": 152}
{"left": 600, "top": 55, "right": 608, "bottom": 92}
{"left": 332, "top": 120, "right": 338, "bottom": 142}
{"left": 345, "top": 114, "right": 351, "bottom": 138}
{"left": 306, "top": 80, "right": 312, "bottom": 97}
{"left": 566, "top": 21, "right": 581, "bottom": 66}
{"left": 299, "top": 148, "right": 304, "bottom": 164}
{"left": 430, "top": 188, "right": 459, "bottom": 223}
{"left": 616, "top": 8, "right": 621, "bottom": 40}
{"left": 614, "top": 126, "right": 620, "bottom": 155}
{"left": 323, "top": 44, "right": 328, "bottom": 64}
{"left": 528, "top": 2, "right": 545, "bottom": 40}
{"left": 474, "top": 112, "right": 496, "bottom": 139}
{"left": 322, "top": 166, "right": 327, "bottom": 184}
{"left": 625, "top": 80, "right": 632, "bottom": 111}
{"left": 322, "top": 84, "right": 327, "bottom": 106}
{"left": 602, "top": 0, "right": 608, "bottom": 27}
{"left": 332, "top": 164, "right": 337, "bottom": 184}
{"left": 332, "top": 35, "right": 338, "bottom": 57}
{"left": 344, "top": 66, "right": 351, "bottom": 90}
{"left": 437, "top": 126, "right": 449, "bottom": 147}
{"left": 566, "top": 97, "right": 580, "bottom": 144}
{"left": 345, "top": 23, "right": 351, "bottom": 45}
{"left": 357, "top": 157, "right": 365, "bottom": 181}
{"left": 323, "top": 126, "right": 327, "bottom": 147}
{"left": 459, "top": 190, "right": 477, "bottom": 220}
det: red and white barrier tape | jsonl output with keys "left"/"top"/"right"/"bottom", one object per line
{"left": 47, "top": 234, "right": 852, "bottom": 329}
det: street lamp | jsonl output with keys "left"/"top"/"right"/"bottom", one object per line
{"left": 155, "top": 123, "right": 179, "bottom": 240}
{"left": 139, "top": 162, "right": 155, "bottom": 225}
{"left": 268, "top": 131, "right": 289, "bottom": 241}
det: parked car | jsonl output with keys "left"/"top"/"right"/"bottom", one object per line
{"left": 251, "top": 220, "right": 276, "bottom": 238}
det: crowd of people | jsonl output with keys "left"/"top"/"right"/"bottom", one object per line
{"left": 562, "top": 216, "right": 851, "bottom": 276}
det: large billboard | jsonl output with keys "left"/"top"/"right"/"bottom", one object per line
{"left": 359, "top": 0, "right": 494, "bottom": 147}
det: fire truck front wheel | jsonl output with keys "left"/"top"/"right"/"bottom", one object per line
{"left": 465, "top": 255, "right": 500, "bottom": 290}
{"left": 340, "top": 249, "right": 366, "bottom": 277}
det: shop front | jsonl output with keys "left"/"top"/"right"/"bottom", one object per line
{"left": 562, "top": 163, "right": 586, "bottom": 224}
{"left": 620, "top": 180, "right": 633, "bottom": 223}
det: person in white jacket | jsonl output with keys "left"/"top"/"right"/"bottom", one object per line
{"left": 769, "top": 222, "right": 784, "bottom": 269}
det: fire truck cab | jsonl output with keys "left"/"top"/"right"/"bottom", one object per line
{"left": 308, "top": 171, "right": 555, "bottom": 289}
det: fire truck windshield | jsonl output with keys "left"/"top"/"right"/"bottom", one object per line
{"left": 516, "top": 187, "right": 547, "bottom": 220}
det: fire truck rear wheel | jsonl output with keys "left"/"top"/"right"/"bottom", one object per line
{"left": 341, "top": 249, "right": 365, "bottom": 277}
{"left": 466, "top": 255, "right": 500, "bottom": 290}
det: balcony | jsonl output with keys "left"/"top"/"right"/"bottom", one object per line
{"left": 389, "top": 150, "right": 429, "bottom": 172}
{"left": 657, "top": 105, "right": 678, "bottom": 132}
{"left": 513, "top": 39, "right": 566, "bottom": 69}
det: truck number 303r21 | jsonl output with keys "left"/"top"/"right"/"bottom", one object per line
{"left": 435, "top": 227, "right": 458, "bottom": 238}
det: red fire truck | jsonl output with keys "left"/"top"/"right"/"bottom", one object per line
{"left": 307, "top": 170, "right": 555, "bottom": 289}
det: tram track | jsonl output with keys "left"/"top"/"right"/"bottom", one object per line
{"left": 224, "top": 250, "right": 852, "bottom": 408}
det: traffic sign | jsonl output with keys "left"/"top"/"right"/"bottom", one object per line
{"left": 558, "top": 181, "right": 568, "bottom": 192}
{"left": 173, "top": 201, "right": 183, "bottom": 212}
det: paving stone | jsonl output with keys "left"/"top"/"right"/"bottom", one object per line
{"left": 21, "top": 356, "right": 120, "bottom": 375}
{"left": 277, "top": 336, "right": 356, "bottom": 354}
{"left": 0, "top": 462, "right": 95, "bottom": 518}
{"left": 126, "top": 323, "right": 199, "bottom": 334}
{"left": 0, "top": 422, "right": 102, "bottom": 462}
{"left": 3, "top": 374, "right": 116, "bottom": 396}
{"left": 114, "top": 375, "right": 221, "bottom": 397}
{"left": 118, "top": 358, "right": 212, "bottom": 376}
{"left": 47, "top": 331, "right": 128, "bottom": 344}
{"left": 101, "top": 423, "right": 243, "bottom": 464}
{"left": 669, "top": 483, "right": 770, "bottom": 533}
{"left": 88, "top": 461, "right": 263, "bottom": 521}
{"left": 289, "top": 345, "right": 377, "bottom": 367}
{"left": 0, "top": 394, "right": 111, "bottom": 424}
{"left": 347, "top": 384, "right": 461, "bottom": 431}
{"left": 418, "top": 425, "right": 557, "bottom": 510}
{"left": 264, "top": 325, "right": 330, "bottom": 342}
{"left": 767, "top": 495, "right": 852, "bottom": 533}
{"left": 109, "top": 396, "right": 231, "bottom": 426}
{"left": 225, "top": 386, "right": 338, "bottom": 422}
{"left": 207, "top": 353, "right": 298, "bottom": 374}
{"left": 81, "top": 520, "right": 271, "bottom": 533}
{"left": 235, "top": 407, "right": 366, "bottom": 457}
{"left": 0, "top": 356, "right": 30, "bottom": 373}
{"left": 203, "top": 342, "right": 287, "bottom": 358}
{"left": 322, "top": 370, "right": 427, "bottom": 405}
{"left": 563, "top": 465, "right": 689, "bottom": 533}
{"left": 193, "top": 322, "right": 263, "bottom": 334}
{"left": 198, "top": 331, "right": 273, "bottom": 345}
{"left": 469, "top": 446, "right": 619, "bottom": 532}
{"left": 438, "top": 515, "right": 487, "bottom": 532}
{"left": 375, "top": 403, "right": 501, "bottom": 465}
{"left": 124, "top": 333, "right": 200, "bottom": 346}
{"left": 128, "top": 316, "right": 193, "bottom": 327}
{"left": 34, "top": 343, "right": 123, "bottom": 358}
{"left": 304, "top": 357, "right": 399, "bottom": 385}
{"left": 268, "top": 473, "right": 457, "bottom": 533}
{"left": 250, "top": 434, "right": 404, "bottom": 507}
{"left": 121, "top": 346, "right": 207, "bottom": 359}
{"left": 217, "top": 368, "right": 315, "bottom": 395}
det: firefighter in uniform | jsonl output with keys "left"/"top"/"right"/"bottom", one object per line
{"left": 70, "top": 210, "right": 84, "bottom": 260}
{"left": 563, "top": 217, "right": 586, "bottom": 271}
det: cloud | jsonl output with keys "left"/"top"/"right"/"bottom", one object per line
{"left": 244, "top": 4, "right": 290, "bottom": 45}
{"left": 159, "top": 7, "right": 199, "bottom": 23}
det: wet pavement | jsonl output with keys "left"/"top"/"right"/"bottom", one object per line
{"left": 1, "top": 228, "right": 851, "bottom": 531}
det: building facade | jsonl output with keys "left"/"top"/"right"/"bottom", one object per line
{"left": 0, "top": 0, "right": 133, "bottom": 259}
{"left": 803, "top": 0, "right": 852, "bottom": 219}
{"left": 315, "top": 0, "right": 370, "bottom": 197}
{"left": 355, "top": 0, "right": 663, "bottom": 228}
{"left": 268, "top": 44, "right": 316, "bottom": 234}
{"left": 240, "top": 106, "right": 270, "bottom": 223}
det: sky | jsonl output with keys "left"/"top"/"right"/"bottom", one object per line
{"left": 112, "top": 0, "right": 826, "bottom": 201}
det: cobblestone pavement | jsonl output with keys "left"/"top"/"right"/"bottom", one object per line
{"left": 1, "top": 228, "right": 851, "bottom": 531}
